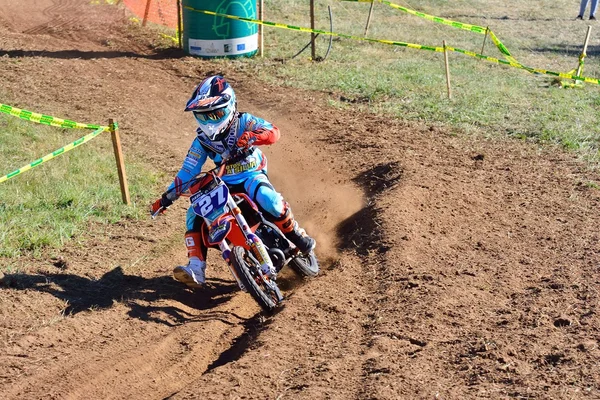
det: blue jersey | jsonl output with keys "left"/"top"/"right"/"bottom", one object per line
{"left": 166, "top": 112, "right": 273, "bottom": 198}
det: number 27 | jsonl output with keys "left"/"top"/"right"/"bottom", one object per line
{"left": 199, "top": 185, "right": 226, "bottom": 216}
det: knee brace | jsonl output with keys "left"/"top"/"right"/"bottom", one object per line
{"left": 272, "top": 203, "right": 295, "bottom": 233}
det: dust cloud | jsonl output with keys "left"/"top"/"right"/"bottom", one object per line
{"left": 260, "top": 119, "right": 365, "bottom": 260}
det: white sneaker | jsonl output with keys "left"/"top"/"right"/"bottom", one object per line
{"left": 173, "top": 260, "right": 206, "bottom": 288}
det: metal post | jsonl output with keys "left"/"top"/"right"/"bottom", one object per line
{"left": 109, "top": 119, "right": 131, "bottom": 205}
{"left": 258, "top": 0, "right": 264, "bottom": 57}
{"left": 177, "top": 0, "right": 183, "bottom": 49}
{"left": 443, "top": 40, "right": 452, "bottom": 99}
{"left": 480, "top": 27, "right": 489, "bottom": 58}
{"left": 310, "top": 0, "right": 316, "bottom": 60}
{"left": 142, "top": 0, "right": 152, "bottom": 27}
{"left": 364, "top": 0, "right": 375, "bottom": 36}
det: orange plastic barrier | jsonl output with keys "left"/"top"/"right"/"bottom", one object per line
{"left": 123, "top": 0, "right": 178, "bottom": 29}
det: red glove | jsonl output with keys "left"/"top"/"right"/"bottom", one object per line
{"left": 150, "top": 193, "right": 173, "bottom": 217}
{"left": 237, "top": 131, "right": 257, "bottom": 149}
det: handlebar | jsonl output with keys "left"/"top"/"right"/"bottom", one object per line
{"left": 151, "top": 206, "right": 165, "bottom": 220}
{"left": 151, "top": 146, "right": 254, "bottom": 219}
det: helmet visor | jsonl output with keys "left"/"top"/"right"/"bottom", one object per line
{"left": 193, "top": 109, "right": 228, "bottom": 123}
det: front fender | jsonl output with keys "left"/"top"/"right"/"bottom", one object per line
{"left": 207, "top": 216, "right": 234, "bottom": 245}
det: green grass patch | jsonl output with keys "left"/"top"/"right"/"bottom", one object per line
{"left": 0, "top": 115, "right": 162, "bottom": 257}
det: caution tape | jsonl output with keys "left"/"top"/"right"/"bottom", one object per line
{"left": 0, "top": 103, "right": 111, "bottom": 183}
{"left": 185, "top": 5, "right": 599, "bottom": 85}
{"left": 561, "top": 63, "right": 585, "bottom": 88}
{"left": 0, "top": 127, "right": 106, "bottom": 184}
{"left": 0, "top": 103, "right": 108, "bottom": 130}
{"left": 185, "top": 6, "right": 453, "bottom": 52}
{"left": 343, "top": 0, "right": 597, "bottom": 84}
{"left": 447, "top": 43, "right": 596, "bottom": 84}
{"left": 344, "top": 0, "right": 517, "bottom": 63}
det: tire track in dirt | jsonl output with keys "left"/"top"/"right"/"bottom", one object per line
{"left": 23, "top": 0, "right": 84, "bottom": 35}
{"left": 60, "top": 301, "right": 257, "bottom": 399}
{"left": 0, "top": 34, "right": 366, "bottom": 399}
{"left": 161, "top": 92, "right": 378, "bottom": 400}
{"left": 1, "top": 243, "right": 264, "bottom": 399}
{"left": 4, "top": 2, "right": 600, "bottom": 397}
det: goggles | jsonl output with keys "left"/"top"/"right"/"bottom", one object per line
{"left": 193, "top": 109, "right": 227, "bottom": 122}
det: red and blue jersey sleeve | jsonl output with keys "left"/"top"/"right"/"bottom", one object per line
{"left": 165, "top": 138, "right": 208, "bottom": 200}
{"left": 238, "top": 113, "right": 280, "bottom": 146}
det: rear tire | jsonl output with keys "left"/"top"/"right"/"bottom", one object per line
{"left": 231, "top": 246, "right": 279, "bottom": 312}
{"left": 289, "top": 251, "right": 319, "bottom": 277}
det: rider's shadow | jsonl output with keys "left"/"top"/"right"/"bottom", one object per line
{"left": 0, "top": 266, "right": 239, "bottom": 327}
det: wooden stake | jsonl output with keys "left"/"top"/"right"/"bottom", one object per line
{"left": 142, "top": 0, "right": 152, "bottom": 27}
{"left": 480, "top": 27, "right": 489, "bottom": 58}
{"left": 177, "top": 0, "right": 183, "bottom": 49}
{"left": 258, "top": 0, "right": 264, "bottom": 57}
{"left": 310, "top": 0, "right": 316, "bottom": 60}
{"left": 576, "top": 25, "right": 592, "bottom": 78}
{"left": 364, "top": 0, "right": 375, "bottom": 36}
{"left": 109, "top": 119, "right": 131, "bottom": 205}
{"left": 443, "top": 40, "right": 452, "bottom": 99}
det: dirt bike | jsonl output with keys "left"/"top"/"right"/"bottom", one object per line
{"left": 152, "top": 153, "right": 319, "bottom": 312}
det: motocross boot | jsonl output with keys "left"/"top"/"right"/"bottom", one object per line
{"left": 274, "top": 207, "right": 316, "bottom": 255}
{"left": 173, "top": 231, "right": 207, "bottom": 288}
{"left": 173, "top": 261, "right": 206, "bottom": 288}
{"left": 284, "top": 222, "right": 316, "bottom": 255}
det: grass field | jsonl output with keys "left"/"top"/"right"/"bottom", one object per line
{"left": 0, "top": 115, "right": 161, "bottom": 258}
{"left": 227, "top": 0, "right": 600, "bottom": 162}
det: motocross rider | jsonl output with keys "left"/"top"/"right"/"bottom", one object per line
{"left": 150, "top": 75, "right": 316, "bottom": 288}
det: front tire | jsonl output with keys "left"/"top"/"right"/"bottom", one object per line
{"left": 231, "top": 246, "right": 280, "bottom": 312}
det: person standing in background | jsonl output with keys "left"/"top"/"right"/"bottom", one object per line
{"left": 577, "top": 0, "right": 597, "bottom": 20}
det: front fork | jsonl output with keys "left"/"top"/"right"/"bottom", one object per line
{"left": 228, "top": 196, "right": 276, "bottom": 277}
{"left": 218, "top": 197, "right": 276, "bottom": 292}
{"left": 220, "top": 241, "right": 247, "bottom": 292}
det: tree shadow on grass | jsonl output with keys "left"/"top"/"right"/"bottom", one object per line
{"left": 449, "top": 14, "right": 560, "bottom": 22}
{"left": 531, "top": 44, "right": 600, "bottom": 58}
{"left": 0, "top": 266, "right": 239, "bottom": 326}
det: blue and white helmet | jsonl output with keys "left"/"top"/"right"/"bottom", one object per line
{"left": 184, "top": 75, "right": 237, "bottom": 141}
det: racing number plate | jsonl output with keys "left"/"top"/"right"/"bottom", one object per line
{"left": 191, "top": 183, "right": 229, "bottom": 221}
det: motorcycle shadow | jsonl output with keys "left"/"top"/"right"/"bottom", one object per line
{"left": 0, "top": 266, "right": 240, "bottom": 326}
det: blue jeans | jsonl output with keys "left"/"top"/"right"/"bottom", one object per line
{"left": 580, "top": 0, "right": 598, "bottom": 17}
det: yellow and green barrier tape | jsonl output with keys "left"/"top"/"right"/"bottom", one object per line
{"left": 344, "top": 0, "right": 518, "bottom": 64}
{"left": 0, "top": 103, "right": 108, "bottom": 130}
{"left": 560, "top": 54, "right": 586, "bottom": 88}
{"left": 0, "top": 103, "right": 111, "bottom": 183}
{"left": 0, "top": 126, "right": 106, "bottom": 184}
{"left": 343, "top": 0, "right": 594, "bottom": 84}
{"left": 184, "top": 5, "right": 440, "bottom": 51}
{"left": 184, "top": 2, "right": 598, "bottom": 85}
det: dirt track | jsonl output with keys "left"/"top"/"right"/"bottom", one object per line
{"left": 1, "top": 1, "right": 600, "bottom": 399}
